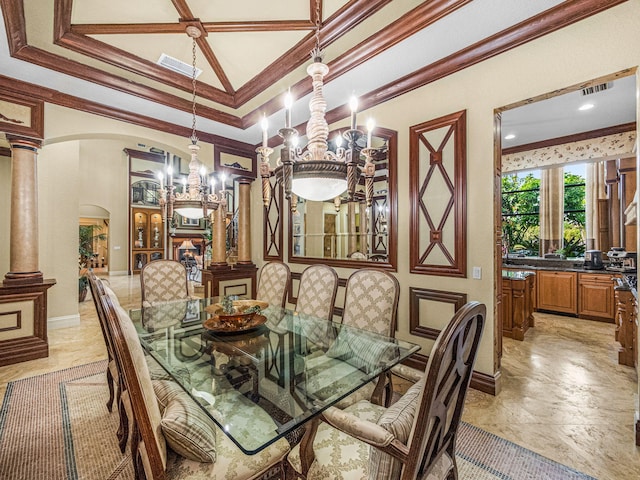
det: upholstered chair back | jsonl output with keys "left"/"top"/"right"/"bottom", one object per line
{"left": 295, "top": 264, "right": 339, "bottom": 321}
{"left": 256, "top": 261, "right": 291, "bottom": 308}
{"left": 341, "top": 269, "right": 399, "bottom": 336}
{"left": 140, "top": 260, "right": 189, "bottom": 307}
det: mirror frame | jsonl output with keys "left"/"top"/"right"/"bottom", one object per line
{"left": 287, "top": 125, "right": 398, "bottom": 271}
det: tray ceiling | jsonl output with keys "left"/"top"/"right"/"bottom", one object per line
{"left": 0, "top": 0, "right": 634, "bottom": 144}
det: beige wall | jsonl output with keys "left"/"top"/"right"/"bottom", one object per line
{"left": 251, "top": 2, "right": 640, "bottom": 378}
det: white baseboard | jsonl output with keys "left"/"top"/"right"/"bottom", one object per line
{"left": 48, "top": 314, "right": 80, "bottom": 329}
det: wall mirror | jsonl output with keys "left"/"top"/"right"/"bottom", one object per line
{"left": 288, "top": 126, "right": 397, "bottom": 270}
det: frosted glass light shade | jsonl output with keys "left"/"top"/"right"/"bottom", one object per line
{"left": 174, "top": 207, "right": 204, "bottom": 219}
{"left": 291, "top": 177, "right": 347, "bottom": 201}
{"left": 291, "top": 160, "right": 348, "bottom": 201}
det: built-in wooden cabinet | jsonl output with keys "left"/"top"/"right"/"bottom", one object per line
{"left": 537, "top": 270, "right": 577, "bottom": 314}
{"left": 131, "top": 207, "right": 164, "bottom": 273}
{"left": 614, "top": 283, "right": 637, "bottom": 368}
{"left": 502, "top": 273, "right": 535, "bottom": 340}
{"left": 578, "top": 273, "right": 616, "bottom": 322}
{"left": 503, "top": 267, "right": 537, "bottom": 310}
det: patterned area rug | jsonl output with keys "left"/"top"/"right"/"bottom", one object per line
{"left": 0, "top": 362, "right": 596, "bottom": 480}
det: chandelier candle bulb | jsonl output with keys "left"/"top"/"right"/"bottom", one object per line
{"left": 167, "top": 165, "right": 173, "bottom": 185}
{"left": 366, "top": 118, "right": 375, "bottom": 148}
{"left": 261, "top": 115, "right": 269, "bottom": 147}
{"left": 349, "top": 96, "right": 358, "bottom": 130}
{"left": 158, "top": 172, "right": 164, "bottom": 189}
{"left": 284, "top": 92, "right": 293, "bottom": 128}
{"left": 181, "top": 177, "right": 187, "bottom": 194}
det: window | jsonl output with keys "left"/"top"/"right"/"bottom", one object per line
{"left": 502, "top": 164, "right": 586, "bottom": 257}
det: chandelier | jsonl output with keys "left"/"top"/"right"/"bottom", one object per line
{"left": 158, "top": 25, "right": 224, "bottom": 221}
{"left": 258, "top": 13, "right": 379, "bottom": 211}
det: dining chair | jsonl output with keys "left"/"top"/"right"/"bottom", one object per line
{"left": 140, "top": 259, "right": 190, "bottom": 308}
{"left": 287, "top": 301, "right": 486, "bottom": 480}
{"left": 89, "top": 272, "right": 180, "bottom": 453}
{"left": 256, "top": 261, "right": 291, "bottom": 308}
{"left": 302, "top": 268, "right": 400, "bottom": 406}
{"left": 98, "top": 280, "right": 291, "bottom": 480}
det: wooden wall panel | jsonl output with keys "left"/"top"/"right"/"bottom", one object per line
{"left": 409, "top": 110, "right": 467, "bottom": 277}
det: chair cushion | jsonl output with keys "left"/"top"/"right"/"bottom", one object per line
{"left": 325, "top": 329, "right": 399, "bottom": 374}
{"left": 369, "top": 378, "right": 424, "bottom": 478}
{"left": 154, "top": 380, "right": 291, "bottom": 476}
{"left": 287, "top": 400, "right": 386, "bottom": 477}
{"left": 153, "top": 380, "right": 218, "bottom": 463}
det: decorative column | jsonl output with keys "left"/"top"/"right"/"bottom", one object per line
{"left": 4, "top": 135, "right": 43, "bottom": 285}
{"left": 348, "top": 201, "right": 357, "bottom": 255}
{"left": 359, "top": 200, "right": 368, "bottom": 256}
{"left": 211, "top": 203, "right": 227, "bottom": 266}
{"left": 1, "top": 134, "right": 56, "bottom": 366}
{"left": 237, "top": 178, "right": 252, "bottom": 264}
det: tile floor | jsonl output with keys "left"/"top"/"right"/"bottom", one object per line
{"left": 0, "top": 274, "right": 638, "bottom": 479}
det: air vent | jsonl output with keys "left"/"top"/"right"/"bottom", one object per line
{"left": 157, "top": 54, "right": 202, "bottom": 78}
{"left": 581, "top": 82, "right": 613, "bottom": 96}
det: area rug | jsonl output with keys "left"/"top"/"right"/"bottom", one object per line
{"left": 0, "top": 362, "right": 596, "bottom": 480}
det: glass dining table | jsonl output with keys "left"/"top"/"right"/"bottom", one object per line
{"left": 129, "top": 298, "right": 420, "bottom": 455}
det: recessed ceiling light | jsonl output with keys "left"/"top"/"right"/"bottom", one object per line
{"left": 504, "top": 134, "right": 516, "bottom": 140}
{"left": 578, "top": 103, "right": 594, "bottom": 111}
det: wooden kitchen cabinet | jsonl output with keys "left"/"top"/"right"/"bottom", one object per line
{"left": 578, "top": 273, "right": 616, "bottom": 322}
{"left": 537, "top": 270, "right": 577, "bottom": 314}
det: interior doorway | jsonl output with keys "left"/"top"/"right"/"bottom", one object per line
{"left": 493, "top": 69, "right": 638, "bottom": 377}
{"left": 79, "top": 205, "right": 110, "bottom": 274}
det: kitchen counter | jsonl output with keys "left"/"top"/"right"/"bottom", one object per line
{"left": 503, "top": 257, "right": 616, "bottom": 274}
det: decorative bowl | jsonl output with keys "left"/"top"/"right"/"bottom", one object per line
{"left": 205, "top": 299, "right": 269, "bottom": 317}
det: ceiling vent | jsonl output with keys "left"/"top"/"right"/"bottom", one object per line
{"left": 581, "top": 82, "right": 613, "bottom": 96}
{"left": 157, "top": 54, "right": 202, "bottom": 78}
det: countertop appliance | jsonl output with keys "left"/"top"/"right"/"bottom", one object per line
{"left": 584, "top": 250, "right": 604, "bottom": 270}
{"left": 606, "top": 247, "right": 637, "bottom": 272}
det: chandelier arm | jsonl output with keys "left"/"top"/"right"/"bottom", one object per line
{"left": 257, "top": 145, "right": 274, "bottom": 207}
{"left": 361, "top": 147, "right": 376, "bottom": 207}
{"left": 344, "top": 129, "right": 364, "bottom": 201}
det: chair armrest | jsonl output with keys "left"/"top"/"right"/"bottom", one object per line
{"left": 320, "top": 406, "right": 394, "bottom": 448}
{"left": 390, "top": 364, "right": 423, "bottom": 384}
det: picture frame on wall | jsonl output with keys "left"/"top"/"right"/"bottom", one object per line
{"left": 214, "top": 145, "right": 257, "bottom": 179}
{"left": 180, "top": 215, "right": 201, "bottom": 228}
